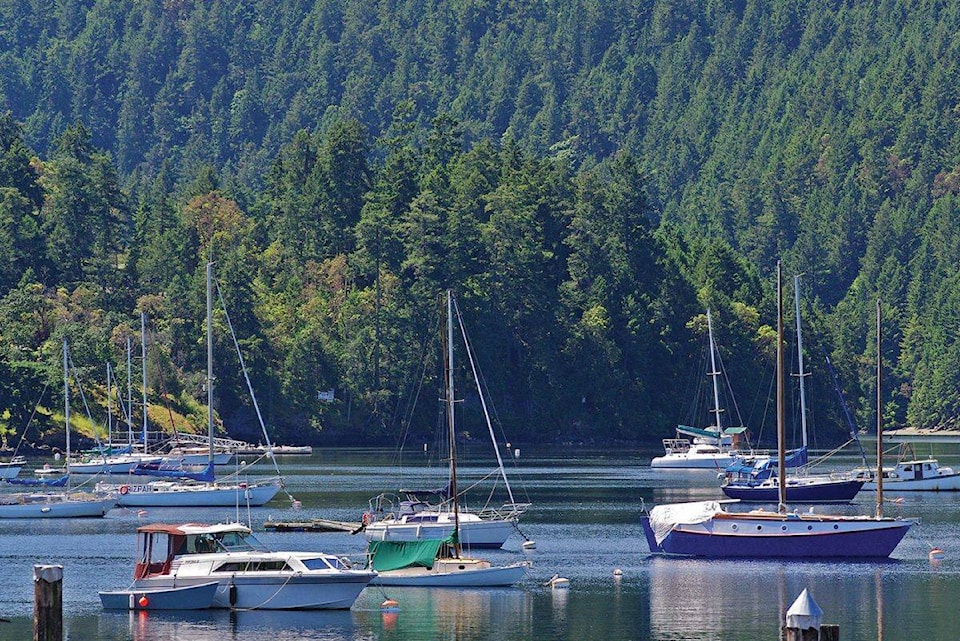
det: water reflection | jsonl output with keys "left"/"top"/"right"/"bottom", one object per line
{"left": 646, "top": 557, "right": 894, "bottom": 640}
{"left": 92, "top": 588, "right": 533, "bottom": 641}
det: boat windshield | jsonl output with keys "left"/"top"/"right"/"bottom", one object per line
{"left": 186, "top": 530, "right": 269, "bottom": 553}
{"left": 301, "top": 557, "right": 342, "bottom": 571}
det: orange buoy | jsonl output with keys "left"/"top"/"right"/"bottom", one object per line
{"left": 138, "top": 595, "right": 149, "bottom": 608}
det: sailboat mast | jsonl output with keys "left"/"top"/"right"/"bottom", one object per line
{"left": 63, "top": 339, "right": 70, "bottom": 490}
{"left": 445, "top": 290, "right": 460, "bottom": 555}
{"left": 706, "top": 309, "right": 724, "bottom": 442}
{"left": 141, "top": 312, "right": 148, "bottom": 449}
{"left": 794, "top": 275, "right": 809, "bottom": 450}
{"left": 127, "top": 337, "right": 134, "bottom": 446}
{"left": 876, "top": 299, "right": 884, "bottom": 519}
{"left": 207, "top": 262, "right": 215, "bottom": 465}
{"left": 777, "top": 262, "right": 787, "bottom": 514}
{"left": 107, "top": 362, "right": 113, "bottom": 451}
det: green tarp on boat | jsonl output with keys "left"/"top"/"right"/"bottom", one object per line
{"left": 367, "top": 537, "right": 453, "bottom": 572}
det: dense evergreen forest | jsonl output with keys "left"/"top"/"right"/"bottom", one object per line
{"left": 0, "top": 0, "right": 959, "bottom": 448}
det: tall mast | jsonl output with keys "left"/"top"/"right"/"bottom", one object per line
{"left": 706, "top": 309, "right": 724, "bottom": 442}
{"left": 106, "top": 362, "right": 113, "bottom": 451}
{"left": 777, "top": 262, "right": 787, "bottom": 514}
{"left": 794, "top": 275, "right": 809, "bottom": 450}
{"left": 126, "top": 337, "right": 133, "bottom": 446}
{"left": 63, "top": 339, "right": 70, "bottom": 489}
{"left": 207, "top": 262, "right": 215, "bottom": 464}
{"left": 445, "top": 290, "right": 460, "bottom": 556}
{"left": 876, "top": 299, "right": 884, "bottom": 519}
{"left": 141, "top": 312, "right": 148, "bottom": 449}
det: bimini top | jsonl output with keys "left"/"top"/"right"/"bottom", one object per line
{"left": 135, "top": 522, "right": 252, "bottom": 536}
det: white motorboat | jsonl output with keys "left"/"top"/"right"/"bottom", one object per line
{"left": 128, "top": 522, "right": 374, "bottom": 609}
{"left": 855, "top": 458, "right": 960, "bottom": 491}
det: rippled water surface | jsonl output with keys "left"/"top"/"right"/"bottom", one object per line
{"left": 0, "top": 447, "right": 956, "bottom": 640}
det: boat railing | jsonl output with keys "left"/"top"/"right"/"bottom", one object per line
{"left": 477, "top": 502, "right": 530, "bottom": 520}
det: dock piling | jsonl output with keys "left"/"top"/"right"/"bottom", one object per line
{"left": 782, "top": 589, "right": 838, "bottom": 640}
{"left": 33, "top": 564, "right": 62, "bottom": 641}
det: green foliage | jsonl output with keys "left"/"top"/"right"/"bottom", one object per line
{"left": 5, "top": 0, "right": 960, "bottom": 444}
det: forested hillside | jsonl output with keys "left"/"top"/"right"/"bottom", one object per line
{"left": 1, "top": 0, "right": 959, "bottom": 446}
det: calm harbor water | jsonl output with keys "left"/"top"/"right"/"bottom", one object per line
{"left": 0, "top": 447, "right": 958, "bottom": 640}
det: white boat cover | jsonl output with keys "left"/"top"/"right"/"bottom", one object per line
{"left": 648, "top": 500, "right": 721, "bottom": 545}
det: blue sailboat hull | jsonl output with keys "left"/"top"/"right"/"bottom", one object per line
{"left": 641, "top": 513, "right": 912, "bottom": 559}
{"left": 721, "top": 478, "right": 864, "bottom": 503}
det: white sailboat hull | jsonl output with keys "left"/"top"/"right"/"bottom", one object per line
{"left": 0, "top": 495, "right": 115, "bottom": 518}
{"left": 650, "top": 452, "right": 737, "bottom": 469}
{"left": 364, "top": 516, "right": 518, "bottom": 549}
{"left": 370, "top": 560, "right": 528, "bottom": 587}
{"left": 108, "top": 481, "right": 281, "bottom": 507}
{"left": 70, "top": 455, "right": 163, "bottom": 475}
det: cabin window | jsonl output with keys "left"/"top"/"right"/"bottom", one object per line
{"left": 216, "top": 560, "right": 291, "bottom": 572}
{"left": 903, "top": 465, "right": 913, "bottom": 472}
{"left": 302, "top": 557, "right": 337, "bottom": 571}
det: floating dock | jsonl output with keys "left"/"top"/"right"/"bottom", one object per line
{"left": 263, "top": 518, "right": 361, "bottom": 533}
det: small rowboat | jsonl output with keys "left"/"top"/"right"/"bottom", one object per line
{"left": 99, "top": 581, "right": 219, "bottom": 610}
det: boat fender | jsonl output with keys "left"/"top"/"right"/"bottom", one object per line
{"left": 229, "top": 583, "right": 237, "bottom": 607}
{"left": 119, "top": 485, "right": 129, "bottom": 495}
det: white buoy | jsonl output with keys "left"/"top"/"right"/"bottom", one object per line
{"left": 544, "top": 574, "right": 569, "bottom": 590}
{"left": 514, "top": 448, "right": 520, "bottom": 458}
{"left": 291, "top": 499, "right": 302, "bottom": 510}
{"left": 522, "top": 540, "right": 537, "bottom": 551}
{"left": 613, "top": 568, "right": 623, "bottom": 576}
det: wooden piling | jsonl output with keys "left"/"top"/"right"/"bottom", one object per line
{"left": 33, "top": 565, "right": 62, "bottom": 641}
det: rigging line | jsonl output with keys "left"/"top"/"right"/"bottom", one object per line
{"left": 214, "top": 277, "right": 290, "bottom": 500}
{"left": 11, "top": 382, "right": 49, "bottom": 457}
{"left": 150, "top": 342, "right": 183, "bottom": 450}
{"left": 67, "top": 353, "right": 105, "bottom": 450}
{"left": 452, "top": 294, "right": 515, "bottom": 506}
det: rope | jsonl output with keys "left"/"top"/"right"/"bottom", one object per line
{"left": 229, "top": 570, "right": 297, "bottom": 611}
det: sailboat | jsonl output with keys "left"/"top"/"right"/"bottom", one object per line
{"left": 651, "top": 309, "right": 745, "bottom": 469}
{"left": 641, "top": 265, "right": 915, "bottom": 558}
{"left": 720, "top": 276, "right": 865, "bottom": 503}
{"left": 366, "top": 291, "right": 529, "bottom": 587}
{"left": 68, "top": 348, "right": 163, "bottom": 475}
{"left": 0, "top": 340, "right": 115, "bottom": 518}
{"left": 362, "top": 291, "right": 530, "bottom": 550}
{"left": 96, "top": 263, "right": 282, "bottom": 507}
